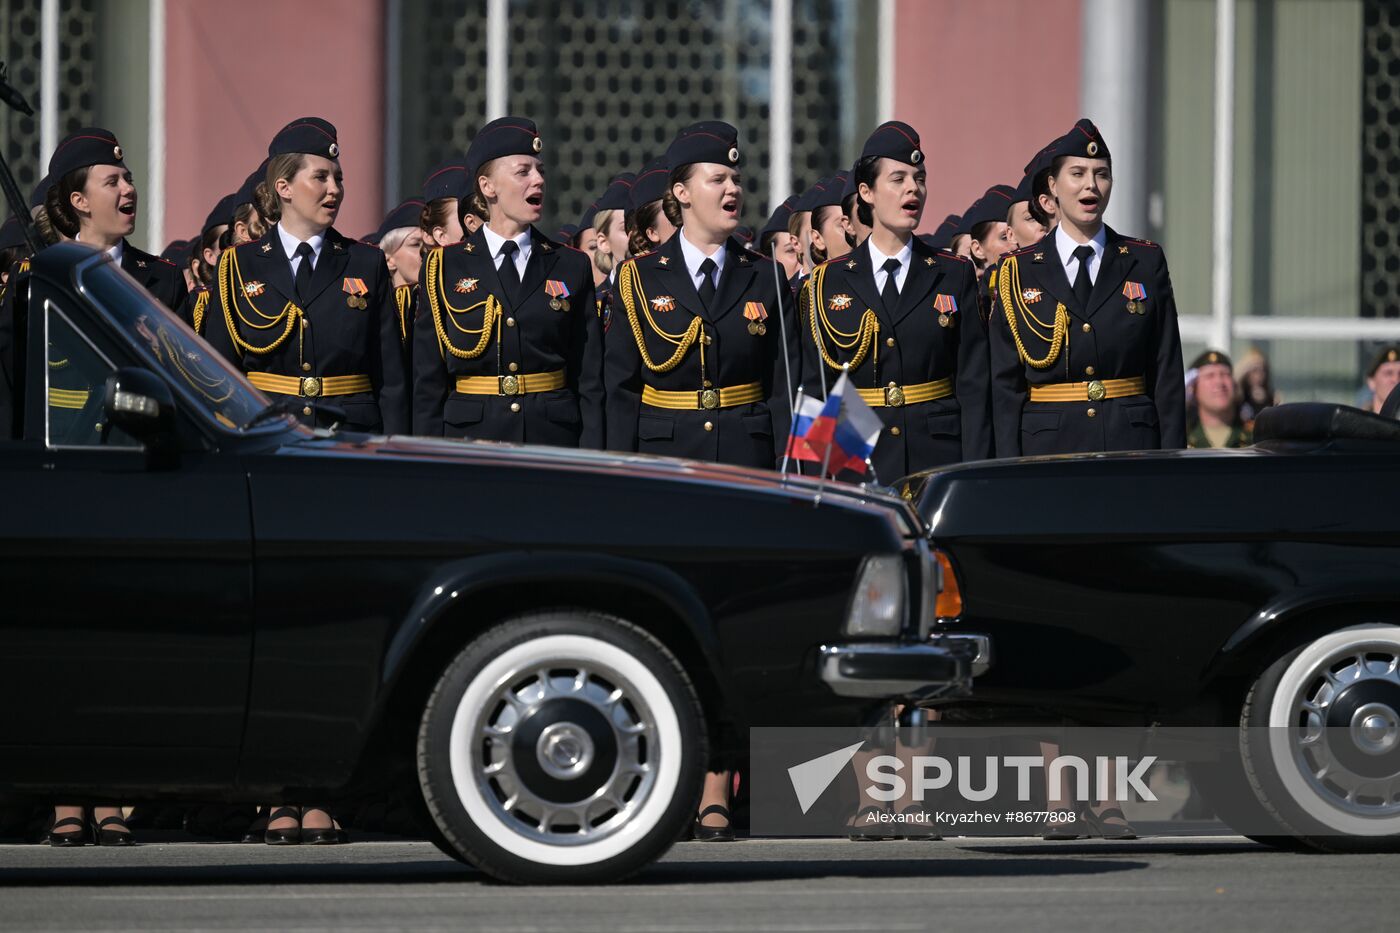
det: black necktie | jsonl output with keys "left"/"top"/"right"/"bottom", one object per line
{"left": 1072, "top": 244, "right": 1095, "bottom": 310}
{"left": 697, "top": 257, "right": 717, "bottom": 310}
{"left": 880, "top": 257, "right": 902, "bottom": 314}
{"left": 294, "top": 242, "right": 315, "bottom": 304}
{"left": 497, "top": 239, "right": 521, "bottom": 304}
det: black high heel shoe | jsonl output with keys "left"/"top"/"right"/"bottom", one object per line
{"left": 263, "top": 806, "right": 302, "bottom": 846}
{"left": 299, "top": 807, "right": 347, "bottom": 846}
{"left": 95, "top": 814, "right": 135, "bottom": 846}
{"left": 47, "top": 816, "right": 90, "bottom": 847}
{"left": 1080, "top": 806, "right": 1138, "bottom": 840}
{"left": 241, "top": 812, "right": 269, "bottom": 844}
{"left": 692, "top": 805, "right": 734, "bottom": 842}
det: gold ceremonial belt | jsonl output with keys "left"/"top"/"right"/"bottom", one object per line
{"left": 247, "top": 372, "right": 373, "bottom": 398}
{"left": 1029, "top": 376, "right": 1147, "bottom": 403}
{"left": 642, "top": 382, "right": 763, "bottom": 411}
{"left": 456, "top": 370, "right": 566, "bottom": 396}
{"left": 48, "top": 388, "right": 90, "bottom": 410}
{"left": 855, "top": 377, "right": 954, "bottom": 408}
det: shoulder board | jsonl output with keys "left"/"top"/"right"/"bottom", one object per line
{"left": 152, "top": 255, "right": 177, "bottom": 267}
{"left": 812, "top": 257, "right": 838, "bottom": 272}
{"left": 1003, "top": 244, "right": 1038, "bottom": 259}
{"left": 557, "top": 243, "right": 590, "bottom": 258}
{"left": 1122, "top": 236, "right": 1159, "bottom": 249}
{"left": 937, "top": 250, "right": 973, "bottom": 265}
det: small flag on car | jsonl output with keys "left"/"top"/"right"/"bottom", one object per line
{"left": 785, "top": 371, "right": 884, "bottom": 477}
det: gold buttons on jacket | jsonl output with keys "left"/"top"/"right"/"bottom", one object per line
{"left": 1082, "top": 322, "right": 1092, "bottom": 333}
{"left": 1087, "top": 408, "right": 1097, "bottom": 418}
{"left": 890, "top": 426, "right": 901, "bottom": 436}
{"left": 302, "top": 362, "right": 312, "bottom": 372}
{"left": 510, "top": 402, "right": 521, "bottom": 413}
{"left": 508, "top": 362, "right": 519, "bottom": 372}
{"left": 1085, "top": 365, "right": 1095, "bottom": 376}
{"left": 301, "top": 318, "right": 309, "bottom": 329}
{"left": 701, "top": 333, "right": 712, "bottom": 346}
{"left": 302, "top": 406, "right": 312, "bottom": 416}
{"left": 886, "top": 337, "right": 895, "bottom": 347}
{"left": 506, "top": 317, "right": 516, "bottom": 327}
{"left": 703, "top": 421, "right": 714, "bottom": 432}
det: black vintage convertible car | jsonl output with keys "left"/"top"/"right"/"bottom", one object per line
{"left": 909, "top": 405, "right": 1400, "bottom": 851}
{"left": 0, "top": 243, "right": 973, "bottom": 882}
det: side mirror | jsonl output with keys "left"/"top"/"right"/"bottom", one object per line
{"left": 103, "top": 367, "right": 177, "bottom": 459}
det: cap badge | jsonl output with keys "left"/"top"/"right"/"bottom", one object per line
{"left": 1021, "top": 288, "right": 1042, "bottom": 304}
{"left": 744, "top": 301, "right": 768, "bottom": 336}
{"left": 1086, "top": 141, "right": 1100, "bottom": 157}
{"left": 243, "top": 280, "right": 266, "bottom": 298}
{"left": 113, "top": 145, "right": 123, "bottom": 160}
{"left": 829, "top": 294, "right": 853, "bottom": 311}
{"left": 651, "top": 295, "right": 676, "bottom": 313}
{"left": 728, "top": 147, "right": 740, "bottom": 164}
{"left": 455, "top": 277, "right": 479, "bottom": 294}
{"left": 328, "top": 143, "right": 339, "bottom": 158}
{"left": 1390, "top": 350, "right": 1399, "bottom": 363}
{"left": 532, "top": 136, "right": 543, "bottom": 153}
{"left": 910, "top": 150, "right": 923, "bottom": 164}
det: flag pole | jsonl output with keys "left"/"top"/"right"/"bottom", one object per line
{"left": 812, "top": 365, "right": 846, "bottom": 507}
{"left": 780, "top": 386, "right": 805, "bottom": 476}
{"left": 771, "top": 251, "right": 798, "bottom": 419}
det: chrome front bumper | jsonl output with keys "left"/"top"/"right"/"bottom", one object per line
{"left": 818, "top": 641, "right": 974, "bottom": 700}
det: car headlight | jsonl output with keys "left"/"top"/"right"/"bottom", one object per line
{"left": 845, "top": 555, "right": 908, "bottom": 637}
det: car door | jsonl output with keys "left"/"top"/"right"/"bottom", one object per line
{"left": 0, "top": 284, "right": 254, "bottom": 786}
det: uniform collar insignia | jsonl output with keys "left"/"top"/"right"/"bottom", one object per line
{"left": 464, "top": 242, "right": 476, "bottom": 252}
{"left": 924, "top": 256, "right": 934, "bottom": 266}
{"left": 738, "top": 253, "right": 751, "bottom": 264}
{"left": 540, "top": 242, "right": 553, "bottom": 252}
{"left": 846, "top": 260, "right": 858, "bottom": 271}
{"left": 1033, "top": 252, "right": 1044, "bottom": 263}
{"left": 1119, "top": 245, "right": 1130, "bottom": 255}
{"left": 136, "top": 259, "right": 147, "bottom": 268}
{"left": 260, "top": 242, "right": 273, "bottom": 253}
{"left": 332, "top": 240, "right": 344, "bottom": 252}
{"left": 657, "top": 255, "right": 670, "bottom": 266}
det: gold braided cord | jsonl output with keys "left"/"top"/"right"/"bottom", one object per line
{"left": 192, "top": 290, "right": 210, "bottom": 334}
{"left": 424, "top": 247, "right": 499, "bottom": 359}
{"left": 393, "top": 285, "right": 411, "bottom": 341}
{"left": 807, "top": 263, "right": 878, "bottom": 373}
{"left": 998, "top": 254, "right": 1066, "bottom": 370}
{"left": 158, "top": 327, "right": 235, "bottom": 403}
{"left": 217, "top": 248, "right": 301, "bottom": 356}
{"left": 617, "top": 259, "right": 700, "bottom": 374}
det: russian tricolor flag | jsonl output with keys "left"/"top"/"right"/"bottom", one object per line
{"left": 783, "top": 372, "right": 884, "bottom": 477}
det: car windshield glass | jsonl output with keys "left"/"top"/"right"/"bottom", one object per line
{"left": 75, "top": 258, "right": 271, "bottom": 431}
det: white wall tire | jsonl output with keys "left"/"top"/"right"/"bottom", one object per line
{"left": 1241, "top": 623, "right": 1400, "bottom": 851}
{"left": 417, "top": 610, "right": 705, "bottom": 883}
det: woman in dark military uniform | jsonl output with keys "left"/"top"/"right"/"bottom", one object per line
{"left": 799, "top": 121, "right": 991, "bottom": 482}
{"left": 374, "top": 198, "right": 426, "bottom": 360}
{"left": 43, "top": 128, "right": 185, "bottom": 314}
{"left": 413, "top": 117, "right": 603, "bottom": 447}
{"left": 204, "top": 118, "right": 407, "bottom": 436}
{"left": 625, "top": 158, "right": 676, "bottom": 261}
{"left": 605, "top": 121, "right": 796, "bottom": 470}
{"left": 989, "top": 118, "right": 1185, "bottom": 457}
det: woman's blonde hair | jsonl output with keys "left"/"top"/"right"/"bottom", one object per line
{"left": 379, "top": 226, "right": 416, "bottom": 256}
{"left": 255, "top": 153, "right": 307, "bottom": 224}
{"left": 593, "top": 208, "right": 620, "bottom": 276}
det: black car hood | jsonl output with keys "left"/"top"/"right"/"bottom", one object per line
{"left": 279, "top": 433, "right": 922, "bottom": 530}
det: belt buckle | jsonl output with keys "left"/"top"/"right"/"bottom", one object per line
{"left": 884, "top": 384, "right": 905, "bottom": 407}
{"left": 1086, "top": 379, "right": 1106, "bottom": 402}
{"left": 301, "top": 376, "right": 322, "bottom": 398}
{"left": 699, "top": 389, "right": 720, "bottom": 410}
{"left": 500, "top": 374, "right": 521, "bottom": 396}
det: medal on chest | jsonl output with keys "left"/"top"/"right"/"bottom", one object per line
{"left": 342, "top": 277, "right": 369, "bottom": 309}
{"left": 744, "top": 301, "right": 768, "bottom": 336}
{"left": 933, "top": 293, "right": 959, "bottom": 328}
{"left": 544, "top": 279, "right": 572, "bottom": 312}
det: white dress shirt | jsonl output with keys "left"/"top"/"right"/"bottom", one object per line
{"left": 76, "top": 234, "right": 124, "bottom": 266}
{"left": 678, "top": 231, "right": 727, "bottom": 293}
{"left": 277, "top": 224, "right": 325, "bottom": 276}
{"left": 868, "top": 236, "right": 913, "bottom": 295}
{"left": 482, "top": 224, "right": 533, "bottom": 278}
{"left": 1054, "top": 224, "right": 1108, "bottom": 286}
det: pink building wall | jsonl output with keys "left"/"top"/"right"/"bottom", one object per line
{"left": 893, "top": 0, "right": 1083, "bottom": 230}
{"left": 163, "top": 0, "right": 386, "bottom": 243}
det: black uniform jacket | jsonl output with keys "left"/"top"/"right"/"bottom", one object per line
{"left": 204, "top": 225, "right": 408, "bottom": 435}
{"left": 798, "top": 235, "right": 991, "bottom": 480}
{"left": 988, "top": 226, "right": 1186, "bottom": 456}
{"left": 411, "top": 226, "right": 602, "bottom": 448}
{"left": 121, "top": 240, "right": 186, "bottom": 316}
{"left": 604, "top": 232, "right": 797, "bottom": 469}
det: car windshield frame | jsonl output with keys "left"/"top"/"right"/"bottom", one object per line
{"left": 71, "top": 250, "right": 307, "bottom": 438}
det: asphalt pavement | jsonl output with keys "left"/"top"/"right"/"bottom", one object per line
{"left": 0, "top": 835, "right": 1396, "bottom": 932}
